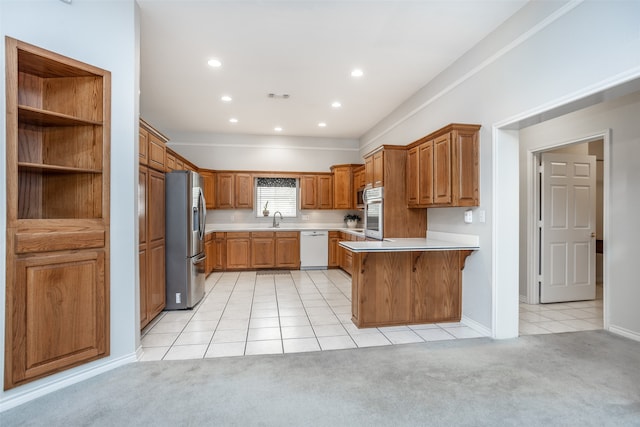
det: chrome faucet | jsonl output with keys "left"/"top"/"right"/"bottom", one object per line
{"left": 272, "top": 211, "right": 283, "bottom": 228}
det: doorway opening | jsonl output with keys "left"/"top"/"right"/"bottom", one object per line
{"left": 520, "top": 136, "right": 605, "bottom": 335}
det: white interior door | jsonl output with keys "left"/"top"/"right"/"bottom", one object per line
{"left": 540, "top": 153, "right": 596, "bottom": 303}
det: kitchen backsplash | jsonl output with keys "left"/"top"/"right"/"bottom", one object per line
{"left": 206, "top": 209, "right": 362, "bottom": 227}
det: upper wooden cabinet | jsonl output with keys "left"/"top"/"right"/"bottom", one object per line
{"left": 332, "top": 165, "right": 357, "bottom": 209}
{"left": 5, "top": 37, "right": 111, "bottom": 389}
{"left": 300, "top": 174, "right": 333, "bottom": 210}
{"left": 140, "top": 119, "right": 167, "bottom": 172}
{"left": 216, "top": 172, "right": 253, "bottom": 209}
{"left": 200, "top": 170, "right": 216, "bottom": 209}
{"left": 364, "top": 151, "right": 384, "bottom": 188}
{"left": 407, "top": 124, "right": 480, "bottom": 208}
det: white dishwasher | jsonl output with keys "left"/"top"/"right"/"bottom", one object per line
{"left": 300, "top": 230, "right": 329, "bottom": 270}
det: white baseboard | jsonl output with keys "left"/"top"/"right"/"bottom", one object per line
{"left": 135, "top": 345, "right": 145, "bottom": 361}
{"left": 0, "top": 352, "right": 138, "bottom": 413}
{"left": 461, "top": 316, "right": 493, "bottom": 338}
{"left": 608, "top": 325, "right": 640, "bottom": 343}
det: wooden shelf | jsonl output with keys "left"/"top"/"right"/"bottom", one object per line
{"left": 18, "top": 105, "right": 102, "bottom": 127}
{"left": 18, "top": 162, "right": 102, "bottom": 174}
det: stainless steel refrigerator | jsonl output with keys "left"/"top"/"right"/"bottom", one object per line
{"left": 165, "top": 171, "right": 206, "bottom": 310}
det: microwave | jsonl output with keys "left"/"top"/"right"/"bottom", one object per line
{"left": 355, "top": 188, "right": 365, "bottom": 209}
{"left": 363, "top": 187, "right": 383, "bottom": 240}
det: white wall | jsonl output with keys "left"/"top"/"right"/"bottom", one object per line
{"left": 167, "top": 132, "right": 362, "bottom": 172}
{"left": 519, "top": 91, "right": 640, "bottom": 337}
{"left": 0, "top": 0, "right": 139, "bottom": 410}
{"left": 359, "top": 0, "right": 640, "bottom": 335}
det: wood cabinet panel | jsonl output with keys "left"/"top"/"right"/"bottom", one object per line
{"left": 9, "top": 250, "right": 107, "bottom": 387}
{"left": 214, "top": 233, "right": 226, "bottom": 270}
{"left": 406, "top": 147, "right": 419, "bottom": 206}
{"left": 139, "top": 247, "right": 148, "bottom": 328}
{"left": 147, "top": 240, "right": 165, "bottom": 319}
{"left": 251, "top": 232, "right": 275, "bottom": 268}
{"left": 216, "top": 173, "right": 234, "bottom": 209}
{"left": 452, "top": 128, "right": 480, "bottom": 206}
{"left": 332, "top": 166, "right": 353, "bottom": 209}
{"left": 364, "top": 156, "right": 373, "bottom": 188}
{"left": 372, "top": 151, "right": 384, "bottom": 188}
{"left": 205, "top": 233, "right": 215, "bottom": 275}
{"left": 412, "top": 251, "right": 461, "bottom": 323}
{"left": 418, "top": 141, "right": 434, "bottom": 205}
{"left": 317, "top": 174, "right": 333, "bottom": 209}
{"left": 433, "top": 133, "right": 452, "bottom": 204}
{"left": 147, "top": 169, "right": 165, "bottom": 243}
{"left": 328, "top": 231, "right": 340, "bottom": 268}
{"left": 300, "top": 175, "right": 317, "bottom": 209}
{"left": 166, "top": 152, "right": 176, "bottom": 172}
{"left": 201, "top": 171, "right": 215, "bottom": 210}
{"left": 276, "top": 232, "right": 299, "bottom": 268}
{"left": 353, "top": 252, "right": 411, "bottom": 326}
{"left": 139, "top": 128, "right": 148, "bottom": 165}
{"left": 226, "top": 234, "right": 251, "bottom": 269}
{"left": 147, "top": 133, "right": 166, "bottom": 172}
{"left": 235, "top": 173, "right": 253, "bottom": 209}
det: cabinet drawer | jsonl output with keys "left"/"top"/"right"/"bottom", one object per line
{"left": 251, "top": 231, "right": 275, "bottom": 238}
{"left": 226, "top": 232, "right": 250, "bottom": 238}
{"left": 15, "top": 230, "right": 105, "bottom": 254}
{"left": 276, "top": 231, "right": 298, "bottom": 238}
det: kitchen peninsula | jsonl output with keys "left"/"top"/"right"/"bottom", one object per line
{"left": 339, "top": 232, "right": 479, "bottom": 328}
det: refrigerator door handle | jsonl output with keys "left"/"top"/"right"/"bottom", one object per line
{"left": 199, "top": 187, "right": 206, "bottom": 240}
{"left": 192, "top": 253, "right": 206, "bottom": 264}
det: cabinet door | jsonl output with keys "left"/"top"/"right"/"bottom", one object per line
{"left": 364, "top": 156, "right": 374, "bottom": 188}
{"left": 373, "top": 151, "right": 384, "bottom": 188}
{"left": 328, "top": 232, "right": 340, "bottom": 267}
{"left": 251, "top": 232, "right": 275, "bottom": 268}
{"left": 318, "top": 175, "right": 333, "bottom": 209}
{"left": 201, "top": 171, "right": 216, "bottom": 209}
{"left": 406, "top": 146, "right": 419, "bottom": 206}
{"left": 300, "top": 175, "right": 317, "bottom": 209}
{"left": 166, "top": 152, "right": 176, "bottom": 172}
{"left": 216, "top": 173, "right": 235, "bottom": 209}
{"left": 148, "top": 134, "right": 166, "bottom": 172}
{"left": 139, "top": 166, "right": 148, "bottom": 246}
{"left": 452, "top": 129, "right": 479, "bottom": 206}
{"left": 10, "top": 250, "right": 108, "bottom": 386}
{"left": 433, "top": 133, "right": 452, "bottom": 204}
{"left": 418, "top": 141, "right": 434, "bottom": 206}
{"left": 226, "top": 234, "right": 251, "bottom": 269}
{"left": 333, "top": 167, "right": 352, "bottom": 209}
{"left": 276, "top": 232, "right": 300, "bottom": 268}
{"left": 214, "top": 234, "right": 226, "bottom": 270}
{"left": 139, "top": 246, "right": 148, "bottom": 328}
{"left": 175, "top": 158, "right": 185, "bottom": 171}
{"left": 147, "top": 169, "right": 166, "bottom": 318}
{"left": 235, "top": 173, "right": 253, "bottom": 209}
{"left": 139, "top": 128, "right": 148, "bottom": 165}
{"left": 411, "top": 251, "right": 461, "bottom": 323}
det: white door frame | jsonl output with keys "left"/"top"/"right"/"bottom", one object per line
{"left": 525, "top": 133, "right": 609, "bottom": 310}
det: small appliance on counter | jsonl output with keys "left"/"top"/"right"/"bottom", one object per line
{"left": 165, "top": 171, "right": 206, "bottom": 309}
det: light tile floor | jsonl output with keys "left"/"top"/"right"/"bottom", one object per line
{"left": 140, "top": 269, "right": 486, "bottom": 361}
{"left": 519, "top": 284, "right": 603, "bottom": 335}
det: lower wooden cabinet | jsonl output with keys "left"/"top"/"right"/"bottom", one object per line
{"left": 351, "top": 250, "right": 472, "bottom": 328}
{"left": 205, "top": 232, "right": 216, "bottom": 275}
{"left": 328, "top": 231, "right": 340, "bottom": 267}
{"left": 7, "top": 250, "right": 108, "bottom": 388}
{"left": 226, "top": 232, "right": 251, "bottom": 269}
{"left": 251, "top": 232, "right": 276, "bottom": 268}
{"left": 214, "top": 231, "right": 300, "bottom": 270}
{"left": 275, "top": 232, "right": 300, "bottom": 268}
{"left": 139, "top": 166, "right": 166, "bottom": 330}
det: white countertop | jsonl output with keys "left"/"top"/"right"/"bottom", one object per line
{"left": 338, "top": 231, "right": 479, "bottom": 252}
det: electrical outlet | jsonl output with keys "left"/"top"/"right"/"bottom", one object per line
{"left": 478, "top": 210, "right": 486, "bottom": 223}
{"left": 302, "top": 215, "right": 310, "bottom": 221}
{"left": 464, "top": 209, "right": 473, "bottom": 224}
{"left": 176, "top": 293, "right": 181, "bottom": 304}
{"left": 230, "top": 214, "right": 235, "bottom": 222}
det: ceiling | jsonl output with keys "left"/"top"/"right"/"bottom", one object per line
{"left": 138, "top": 0, "right": 527, "bottom": 140}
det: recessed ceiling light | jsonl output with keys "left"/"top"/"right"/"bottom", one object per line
{"left": 207, "top": 58, "right": 222, "bottom": 68}
{"left": 221, "top": 95, "right": 232, "bottom": 102}
{"left": 229, "top": 118, "right": 238, "bottom": 123}
{"left": 351, "top": 68, "right": 364, "bottom": 78}
{"left": 274, "top": 126, "right": 283, "bottom": 132}
{"left": 318, "top": 122, "right": 327, "bottom": 128}
{"left": 331, "top": 101, "right": 342, "bottom": 108}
